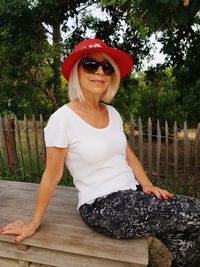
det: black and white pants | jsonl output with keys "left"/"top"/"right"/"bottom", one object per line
{"left": 79, "top": 189, "right": 200, "bottom": 267}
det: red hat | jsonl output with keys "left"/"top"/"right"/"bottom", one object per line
{"left": 62, "top": 38, "right": 133, "bottom": 80}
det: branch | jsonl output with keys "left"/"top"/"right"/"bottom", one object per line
{"left": 77, "top": 2, "right": 97, "bottom": 13}
{"left": 42, "top": 23, "right": 53, "bottom": 36}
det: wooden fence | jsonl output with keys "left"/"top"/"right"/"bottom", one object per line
{"left": 129, "top": 118, "right": 200, "bottom": 196}
{"left": 0, "top": 115, "right": 200, "bottom": 195}
{"left": 0, "top": 115, "right": 46, "bottom": 182}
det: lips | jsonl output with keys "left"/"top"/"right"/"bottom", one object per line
{"left": 90, "top": 79, "right": 105, "bottom": 84}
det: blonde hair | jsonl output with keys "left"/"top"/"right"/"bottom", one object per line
{"left": 67, "top": 52, "right": 121, "bottom": 103}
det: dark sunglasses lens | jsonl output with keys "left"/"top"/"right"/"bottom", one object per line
{"left": 102, "top": 62, "right": 114, "bottom": 75}
{"left": 80, "top": 59, "right": 114, "bottom": 75}
{"left": 81, "top": 60, "right": 99, "bottom": 73}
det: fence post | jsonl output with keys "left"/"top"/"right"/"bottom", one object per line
{"left": 195, "top": 123, "right": 200, "bottom": 175}
{"left": 156, "top": 119, "right": 161, "bottom": 180}
{"left": 32, "top": 114, "right": 40, "bottom": 174}
{"left": 0, "top": 116, "right": 17, "bottom": 173}
{"left": 148, "top": 118, "right": 152, "bottom": 179}
{"left": 129, "top": 116, "right": 135, "bottom": 151}
{"left": 194, "top": 123, "right": 200, "bottom": 197}
{"left": 14, "top": 115, "right": 25, "bottom": 180}
{"left": 0, "top": 116, "right": 8, "bottom": 173}
{"left": 40, "top": 114, "right": 46, "bottom": 166}
{"left": 24, "top": 114, "right": 32, "bottom": 176}
{"left": 173, "top": 121, "right": 178, "bottom": 179}
{"left": 138, "top": 117, "right": 143, "bottom": 165}
{"left": 165, "top": 121, "right": 169, "bottom": 185}
{"left": 183, "top": 121, "right": 190, "bottom": 177}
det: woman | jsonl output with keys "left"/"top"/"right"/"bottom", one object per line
{"left": 1, "top": 38, "right": 200, "bottom": 267}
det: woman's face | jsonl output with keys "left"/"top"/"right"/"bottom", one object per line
{"left": 78, "top": 52, "right": 113, "bottom": 99}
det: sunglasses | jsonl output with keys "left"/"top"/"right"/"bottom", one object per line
{"left": 79, "top": 58, "right": 115, "bottom": 76}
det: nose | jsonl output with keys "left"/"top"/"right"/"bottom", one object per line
{"left": 95, "top": 65, "right": 104, "bottom": 75}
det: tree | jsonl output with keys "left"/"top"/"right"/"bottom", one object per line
{"left": 100, "top": 0, "right": 200, "bottom": 125}
{"left": 0, "top": 0, "right": 95, "bottom": 115}
{"left": 0, "top": 1, "right": 52, "bottom": 117}
{"left": 135, "top": 68, "right": 186, "bottom": 130}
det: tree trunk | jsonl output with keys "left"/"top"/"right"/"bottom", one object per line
{"left": 44, "top": 89, "right": 59, "bottom": 112}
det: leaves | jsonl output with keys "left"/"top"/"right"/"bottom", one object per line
{"left": 0, "top": 0, "right": 199, "bottom": 125}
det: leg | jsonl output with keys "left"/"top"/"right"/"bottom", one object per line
{"left": 159, "top": 233, "right": 200, "bottom": 267}
{"left": 79, "top": 190, "right": 200, "bottom": 267}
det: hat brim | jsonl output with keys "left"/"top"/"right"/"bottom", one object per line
{"left": 62, "top": 47, "right": 133, "bottom": 80}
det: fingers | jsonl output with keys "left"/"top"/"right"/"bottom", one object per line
{"left": 15, "top": 233, "right": 27, "bottom": 243}
{"left": 143, "top": 186, "right": 174, "bottom": 200}
{"left": 1, "top": 221, "right": 23, "bottom": 235}
{"left": 156, "top": 188, "right": 174, "bottom": 199}
{"left": 0, "top": 220, "right": 36, "bottom": 243}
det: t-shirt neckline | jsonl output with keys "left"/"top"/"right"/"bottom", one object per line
{"left": 65, "top": 104, "right": 111, "bottom": 130}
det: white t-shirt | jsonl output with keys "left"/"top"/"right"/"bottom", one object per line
{"left": 44, "top": 104, "right": 138, "bottom": 208}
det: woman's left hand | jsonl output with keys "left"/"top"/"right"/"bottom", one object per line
{"left": 142, "top": 185, "right": 174, "bottom": 199}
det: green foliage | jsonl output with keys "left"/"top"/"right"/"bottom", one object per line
{"left": 132, "top": 68, "right": 186, "bottom": 130}
{"left": 100, "top": 0, "right": 200, "bottom": 127}
{"left": 112, "top": 75, "right": 141, "bottom": 122}
{"left": 100, "top": 0, "right": 200, "bottom": 31}
{"left": 0, "top": 0, "right": 91, "bottom": 118}
{"left": 0, "top": 0, "right": 199, "bottom": 126}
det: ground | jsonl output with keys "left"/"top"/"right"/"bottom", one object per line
{"left": 148, "top": 237, "right": 173, "bottom": 267}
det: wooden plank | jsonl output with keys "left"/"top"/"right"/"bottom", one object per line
{"left": 129, "top": 117, "right": 135, "bottom": 151}
{"left": 0, "top": 198, "right": 78, "bottom": 214}
{"left": 183, "top": 121, "right": 189, "bottom": 177}
{"left": 0, "top": 149, "right": 4, "bottom": 174}
{"left": 0, "top": 237, "right": 147, "bottom": 267}
{"left": 14, "top": 116, "right": 25, "bottom": 179}
{"left": 0, "top": 180, "right": 77, "bottom": 196}
{"left": 40, "top": 114, "right": 46, "bottom": 167}
{"left": 0, "top": 121, "right": 6, "bottom": 174}
{"left": 0, "top": 222, "right": 148, "bottom": 265}
{"left": 173, "top": 122, "right": 178, "bottom": 178}
{"left": 29, "top": 263, "right": 40, "bottom": 267}
{"left": 165, "top": 121, "right": 169, "bottom": 185}
{"left": 194, "top": 123, "right": 200, "bottom": 197}
{"left": 0, "top": 181, "right": 148, "bottom": 266}
{"left": 4, "top": 116, "right": 18, "bottom": 170}
{"left": 19, "top": 260, "right": 29, "bottom": 267}
{"left": 32, "top": 115, "right": 40, "bottom": 174}
{"left": 138, "top": 117, "right": 143, "bottom": 164}
{"left": 0, "top": 241, "right": 146, "bottom": 267}
{"left": 156, "top": 120, "right": 161, "bottom": 180}
{"left": 0, "top": 257, "right": 19, "bottom": 267}
{"left": 0, "top": 116, "right": 9, "bottom": 172}
{"left": 0, "top": 208, "right": 85, "bottom": 229}
{"left": 24, "top": 114, "right": 32, "bottom": 175}
{"left": 194, "top": 123, "right": 200, "bottom": 174}
{"left": 147, "top": 118, "right": 152, "bottom": 179}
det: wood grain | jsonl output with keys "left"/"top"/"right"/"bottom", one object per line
{"left": 0, "top": 180, "right": 148, "bottom": 267}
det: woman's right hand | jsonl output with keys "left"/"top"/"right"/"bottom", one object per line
{"left": 0, "top": 220, "right": 39, "bottom": 243}
{"left": 1, "top": 148, "right": 68, "bottom": 243}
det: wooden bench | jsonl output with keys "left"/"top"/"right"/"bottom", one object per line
{"left": 0, "top": 180, "right": 149, "bottom": 267}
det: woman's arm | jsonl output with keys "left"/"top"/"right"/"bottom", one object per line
{"left": 126, "top": 143, "right": 173, "bottom": 199}
{"left": 1, "top": 147, "right": 68, "bottom": 242}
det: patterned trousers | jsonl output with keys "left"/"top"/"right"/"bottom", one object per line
{"left": 79, "top": 189, "right": 200, "bottom": 267}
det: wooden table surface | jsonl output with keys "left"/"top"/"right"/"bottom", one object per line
{"left": 0, "top": 180, "right": 148, "bottom": 267}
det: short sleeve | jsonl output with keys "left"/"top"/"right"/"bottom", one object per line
{"left": 118, "top": 112, "right": 124, "bottom": 132}
{"left": 44, "top": 109, "right": 69, "bottom": 148}
{"left": 107, "top": 105, "right": 124, "bottom": 132}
